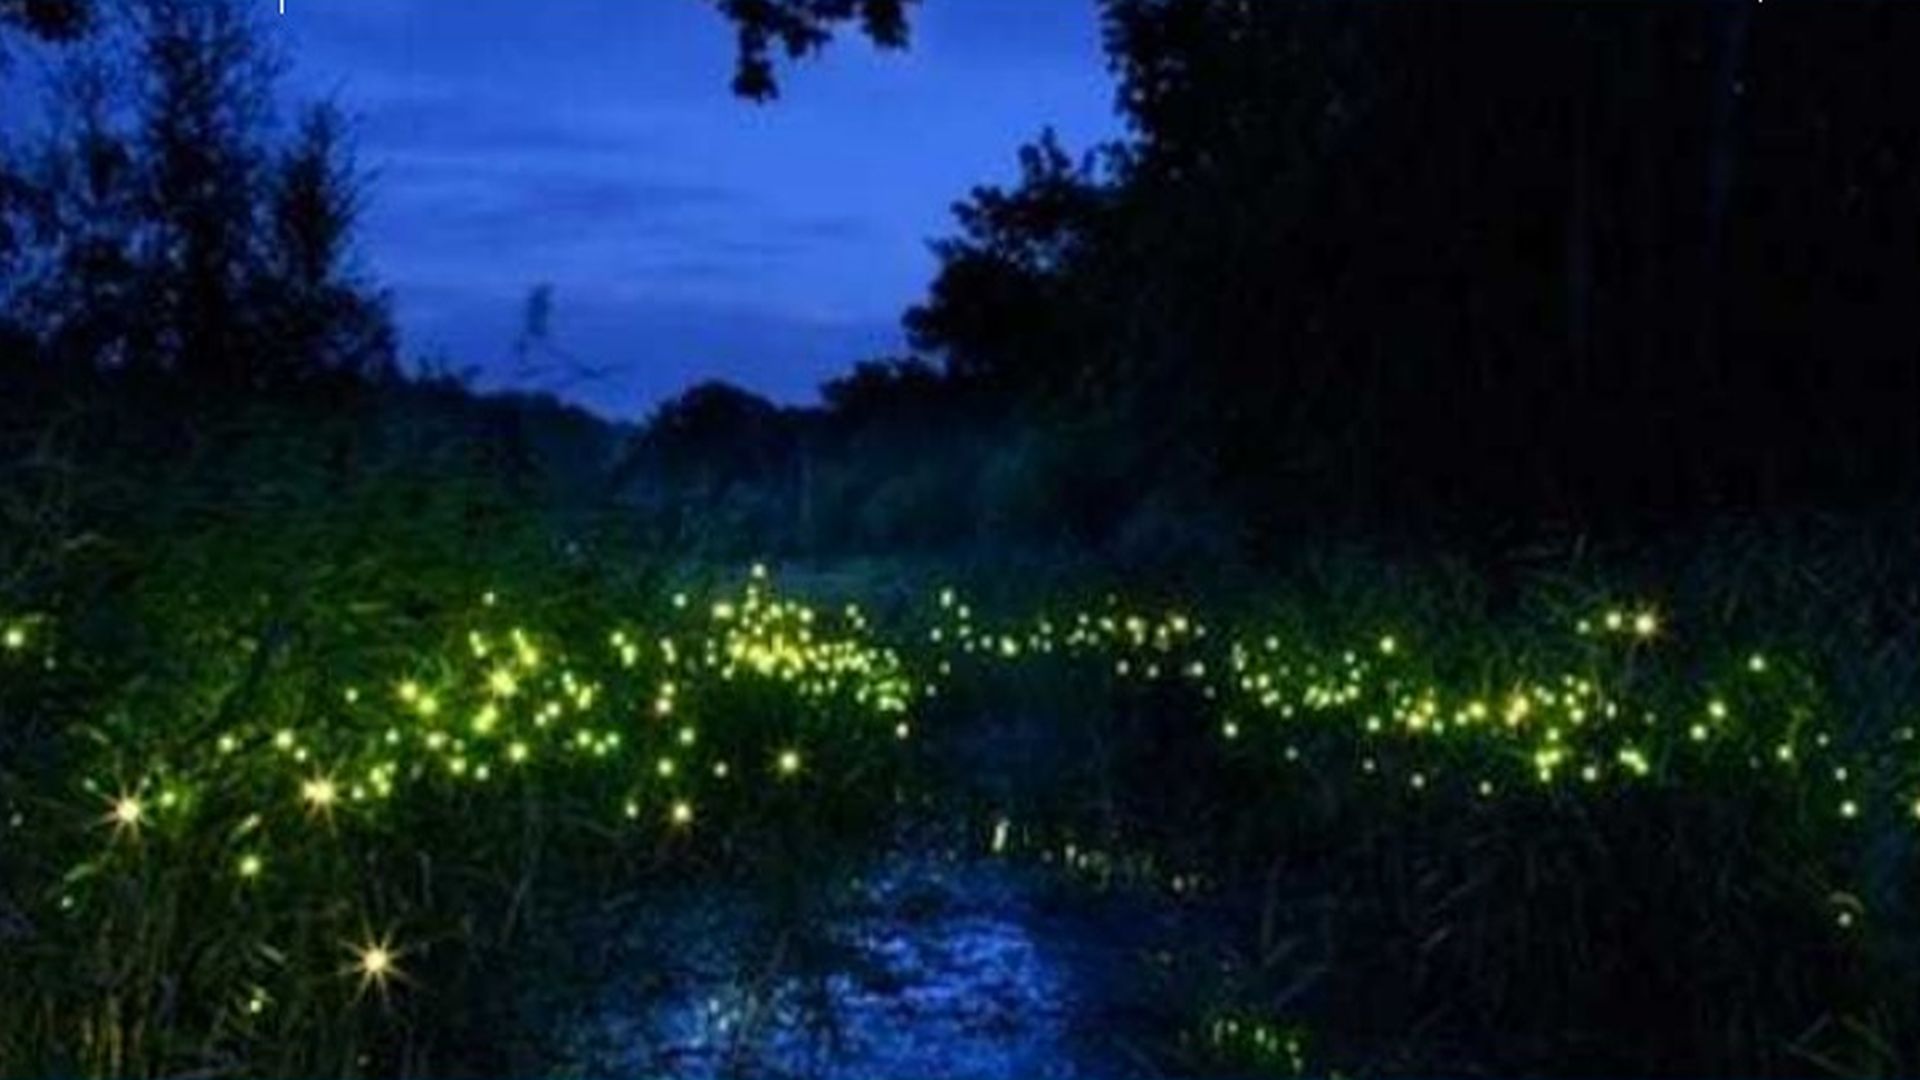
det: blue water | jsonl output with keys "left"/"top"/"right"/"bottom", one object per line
{"left": 558, "top": 852, "right": 1181, "bottom": 1079}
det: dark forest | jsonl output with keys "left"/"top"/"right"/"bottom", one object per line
{"left": 5, "top": 2, "right": 1920, "bottom": 1076}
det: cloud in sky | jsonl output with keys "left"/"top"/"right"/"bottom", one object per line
{"left": 272, "top": 0, "right": 1122, "bottom": 418}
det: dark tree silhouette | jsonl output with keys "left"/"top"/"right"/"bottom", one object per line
{"left": 132, "top": 0, "right": 279, "bottom": 386}
{"left": 256, "top": 102, "right": 397, "bottom": 383}
{"left": 906, "top": 130, "right": 1113, "bottom": 401}
{"left": 7, "top": 61, "right": 144, "bottom": 369}
{"left": 0, "top": 0, "right": 87, "bottom": 51}
{"left": 712, "top": 0, "right": 914, "bottom": 100}
{"left": 4, "top": 0, "right": 395, "bottom": 389}
{"left": 0, "top": 0, "right": 90, "bottom": 272}
{"left": 895, "top": 0, "right": 1920, "bottom": 548}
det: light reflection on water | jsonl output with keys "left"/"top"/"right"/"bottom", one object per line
{"left": 567, "top": 854, "right": 1157, "bottom": 1080}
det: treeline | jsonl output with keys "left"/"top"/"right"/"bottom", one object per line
{"left": 627, "top": 0, "right": 1920, "bottom": 561}
{"left": 11, "top": 1, "right": 1920, "bottom": 565}
{"left": 1, "top": 0, "right": 395, "bottom": 393}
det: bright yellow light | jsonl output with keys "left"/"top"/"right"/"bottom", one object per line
{"left": 110, "top": 795, "right": 144, "bottom": 831}
{"left": 301, "top": 776, "right": 338, "bottom": 812}
{"left": 488, "top": 669, "right": 518, "bottom": 698}
{"left": 777, "top": 749, "right": 802, "bottom": 776}
{"left": 349, "top": 935, "right": 403, "bottom": 993}
{"left": 2, "top": 625, "right": 24, "bottom": 651}
{"left": 237, "top": 853, "right": 263, "bottom": 879}
{"left": 670, "top": 800, "right": 694, "bottom": 826}
{"left": 1632, "top": 611, "right": 1658, "bottom": 638}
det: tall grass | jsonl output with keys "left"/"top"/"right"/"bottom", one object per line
{"left": 5, "top": 385, "right": 1918, "bottom": 1076}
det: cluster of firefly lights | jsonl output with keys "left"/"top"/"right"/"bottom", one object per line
{"left": 55, "top": 568, "right": 922, "bottom": 1004}
{"left": 926, "top": 590, "right": 1920, "bottom": 829}
{"left": 16, "top": 570, "right": 1920, "bottom": 1009}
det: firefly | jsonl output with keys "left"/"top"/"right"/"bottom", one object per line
{"left": 110, "top": 795, "right": 144, "bottom": 832}
{"left": 301, "top": 776, "right": 338, "bottom": 812}
{"left": 348, "top": 934, "right": 404, "bottom": 995}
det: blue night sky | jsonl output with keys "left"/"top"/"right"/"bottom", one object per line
{"left": 269, "top": 0, "right": 1123, "bottom": 419}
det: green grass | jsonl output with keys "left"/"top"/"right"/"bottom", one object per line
{"left": 4, "top": 396, "right": 1919, "bottom": 1076}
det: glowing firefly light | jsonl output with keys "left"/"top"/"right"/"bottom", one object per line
{"left": 348, "top": 935, "right": 403, "bottom": 994}
{"left": 110, "top": 795, "right": 145, "bottom": 831}
{"left": 2, "top": 625, "right": 24, "bottom": 651}
{"left": 670, "top": 800, "right": 694, "bottom": 827}
{"left": 301, "top": 776, "right": 338, "bottom": 812}
{"left": 237, "top": 853, "right": 263, "bottom": 879}
{"left": 777, "top": 749, "right": 802, "bottom": 776}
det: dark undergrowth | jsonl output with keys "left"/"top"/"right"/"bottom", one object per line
{"left": 3, "top": 382, "right": 1919, "bottom": 1077}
